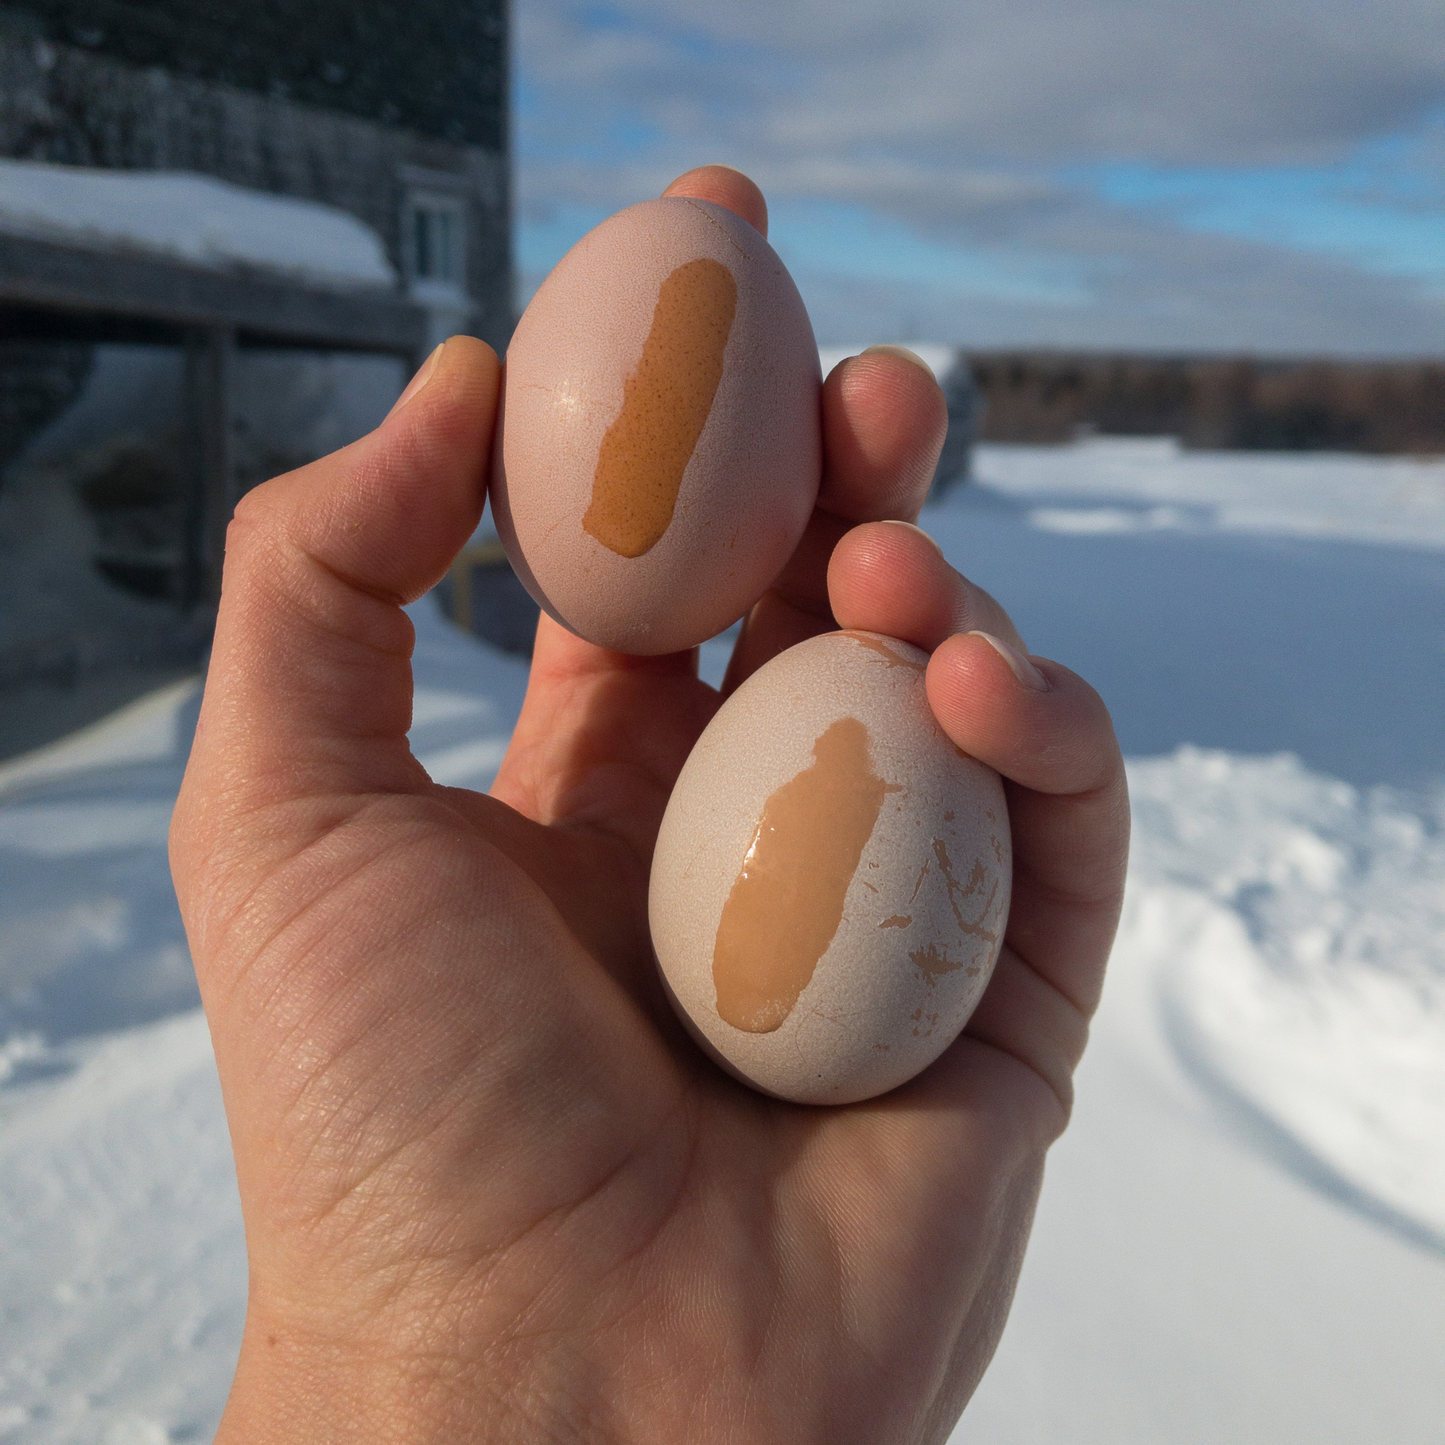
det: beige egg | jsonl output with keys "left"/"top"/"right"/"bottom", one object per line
{"left": 650, "top": 630, "right": 1011, "bottom": 1105}
{"left": 492, "top": 198, "right": 821, "bottom": 655}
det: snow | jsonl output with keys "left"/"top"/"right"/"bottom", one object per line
{"left": 1129, "top": 749, "right": 1445, "bottom": 1247}
{"left": 0, "top": 159, "right": 396, "bottom": 291}
{"left": 987, "top": 433, "right": 1445, "bottom": 552}
{"left": 0, "top": 1013, "right": 241, "bottom": 1443}
{"left": 957, "top": 890, "right": 1445, "bottom": 1444}
{"left": 2, "top": 441, "right": 1444, "bottom": 1441}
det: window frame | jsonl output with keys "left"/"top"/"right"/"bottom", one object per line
{"left": 400, "top": 170, "right": 470, "bottom": 304}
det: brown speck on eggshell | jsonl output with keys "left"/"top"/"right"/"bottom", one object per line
{"left": 649, "top": 630, "right": 1012, "bottom": 1105}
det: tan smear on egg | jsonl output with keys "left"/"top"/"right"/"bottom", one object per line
{"left": 713, "top": 716, "right": 892, "bottom": 1032}
{"left": 583, "top": 258, "right": 738, "bottom": 557}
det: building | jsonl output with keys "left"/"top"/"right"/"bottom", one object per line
{"left": 0, "top": 0, "right": 510, "bottom": 349}
{"left": 0, "top": 0, "right": 510, "bottom": 754}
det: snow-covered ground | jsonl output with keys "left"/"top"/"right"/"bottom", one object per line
{"left": 0, "top": 158, "right": 396, "bottom": 291}
{"left": 2, "top": 441, "right": 1443, "bottom": 1442}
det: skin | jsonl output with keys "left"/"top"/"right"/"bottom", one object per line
{"left": 170, "top": 165, "right": 1130, "bottom": 1444}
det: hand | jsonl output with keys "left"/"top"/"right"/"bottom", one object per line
{"left": 170, "top": 166, "right": 1128, "bottom": 1444}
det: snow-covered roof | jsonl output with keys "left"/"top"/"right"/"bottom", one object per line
{"left": 0, "top": 159, "right": 396, "bottom": 292}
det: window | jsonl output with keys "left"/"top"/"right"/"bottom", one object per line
{"left": 403, "top": 188, "right": 467, "bottom": 301}
{"left": 412, "top": 203, "right": 460, "bottom": 286}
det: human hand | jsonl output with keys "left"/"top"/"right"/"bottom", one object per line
{"left": 170, "top": 166, "right": 1128, "bottom": 1444}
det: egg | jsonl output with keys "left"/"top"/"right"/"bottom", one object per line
{"left": 650, "top": 629, "right": 1011, "bottom": 1105}
{"left": 491, "top": 197, "right": 822, "bottom": 655}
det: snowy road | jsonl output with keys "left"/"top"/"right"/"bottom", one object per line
{"left": 2, "top": 441, "right": 1443, "bottom": 1442}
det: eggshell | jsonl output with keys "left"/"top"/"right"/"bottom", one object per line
{"left": 492, "top": 197, "right": 821, "bottom": 655}
{"left": 650, "top": 630, "right": 1011, "bottom": 1105}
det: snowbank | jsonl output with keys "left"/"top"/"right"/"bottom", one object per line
{"left": 0, "top": 158, "right": 396, "bottom": 291}
{"left": 960, "top": 823, "right": 1445, "bottom": 1443}
{"left": 1130, "top": 747, "right": 1445, "bottom": 1246}
{"left": 979, "top": 434, "right": 1445, "bottom": 552}
{"left": 0, "top": 1011, "right": 242, "bottom": 1443}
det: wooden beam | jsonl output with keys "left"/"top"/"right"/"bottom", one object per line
{"left": 181, "top": 326, "right": 237, "bottom": 609}
{"left": 0, "top": 232, "right": 429, "bottom": 358}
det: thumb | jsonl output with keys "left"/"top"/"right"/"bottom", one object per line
{"left": 171, "top": 335, "right": 499, "bottom": 903}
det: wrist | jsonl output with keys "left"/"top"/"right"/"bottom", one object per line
{"left": 216, "top": 1300, "right": 573, "bottom": 1445}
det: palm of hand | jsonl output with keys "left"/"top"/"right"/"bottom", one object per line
{"left": 171, "top": 172, "right": 1126, "bottom": 1443}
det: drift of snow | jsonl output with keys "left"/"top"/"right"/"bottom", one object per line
{"left": 1, "top": 441, "right": 1443, "bottom": 1441}
{"left": 0, "top": 158, "right": 396, "bottom": 290}
{"left": 958, "top": 816, "right": 1445, "bottom": 1443}
{"left": 0, "top": 1012, "right": 240, "bottom": 1442}
{"left": 1130, "top": 748, "right": 1445, "bottom": 1246}
{"left": 985, "top": 433, "right": 1445, "bottom": 552}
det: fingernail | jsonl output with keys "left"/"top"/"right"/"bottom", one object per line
{"left": 862, "top": 344, "right": 939, "bottom": 381}
{"left": 388, "top": 341, "right": 446, "bottom": 418}
{"left": 969, "top": 631, "right": 1048, "bottom": 691}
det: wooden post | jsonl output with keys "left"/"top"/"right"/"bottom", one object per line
{"left": 184, "top": 325, "right": 236, "bottom": 609}
{"left": 445, "top": 539, "right": 510, "bottom": 635}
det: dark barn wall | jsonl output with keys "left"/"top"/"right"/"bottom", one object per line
{"left": 5, "top": 0, "right": 504, "bottom": 147}
{"left": 0, "top": 1, "right": 511, "bottom": 751}
{"left": 967, "top": 352, "right": 1445, "bottom": 455}
{"left": 0, "top": 0, "right": 511, "bottom": 348}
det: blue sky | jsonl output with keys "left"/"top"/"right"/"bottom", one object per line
{"left": 1078, "top": 117, "right": 1445, "bottom": 289}
{"left": 514, "top": 0, "right": 1445, "bottom": 354}
{"left": 518, "top": 197, "right": 1093, "bottom": 308}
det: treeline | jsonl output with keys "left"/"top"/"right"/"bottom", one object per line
{"left": 963, "top": 352, "right": 1445, "bottom": 454}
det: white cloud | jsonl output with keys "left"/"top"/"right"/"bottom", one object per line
{"left": 514, "top": 0, "right": 1445, "bottom": 350}
{"left": 520, "top": 0, "right": 1445, "bottom": 167}
{"left": 791, "top": 209, "right": 1445, "bottom": 353}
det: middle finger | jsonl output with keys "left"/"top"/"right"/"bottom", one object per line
{"left": 721, "top": 345, "right": 947, "bottom": 691}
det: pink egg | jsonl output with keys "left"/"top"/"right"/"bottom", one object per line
{"left": 650, "top": 630, "right": 1012, "bottom": 1104}
{"left": 492, "top": 197, "right": 821, "bottom": 655}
